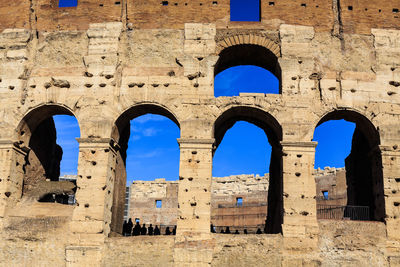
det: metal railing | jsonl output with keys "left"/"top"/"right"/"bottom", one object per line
{"left": 317, "top": 205, "right": 370, "bottom": 221}
{"left": 217, "top": 202, "right": 268, "bottom": 208}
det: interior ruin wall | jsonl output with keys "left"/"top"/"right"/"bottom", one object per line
{"left": 0, "top": 0, "right": 399, "bottom": 266}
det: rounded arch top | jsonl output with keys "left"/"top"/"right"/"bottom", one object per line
{"left": 214, "top": 34, "right": 282, "bottom": 92}
{"left": 213, "top": 106, "right": 282, "bottom": 149}
{"left": 112, "top": 103, "right": 180, "bottom": 143}
{"left": 313, "top": 109, "right": 380, "bottom": 148}
{"left": 16, "top": 103, "right": 80, "bottom": 145}
{"left": 215, "top": 34, "right": 281, "bottom": 57}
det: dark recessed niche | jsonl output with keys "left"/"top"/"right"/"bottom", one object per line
{"left": 162, "top": 1, "right": 168, "bottom": 6}
{"left": 212, "top": 1, "right": 218, "bottom": 5}
{"left": 115, "top": 1, "right": 120, "bottom": 4}
{"left": 393, "top": 8, "right": 399, "bottom": 13}
{"left": 269, "top": 1, "right": 274, "bottom": 6}
{"left": 174, "top": 3, "right": 178, "bottom": 6}
{"left": 348, "top": 6, "right": 353, "bottom": 11}
{"left": 301, "top": 3, "right": 306, "bottom": 7}
{"left": 99, "top": 4, "right": 103, "bottom": 7}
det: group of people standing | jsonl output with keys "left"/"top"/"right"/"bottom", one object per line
{"left": 122, "top": 219, "right": 176, "bottom": 236}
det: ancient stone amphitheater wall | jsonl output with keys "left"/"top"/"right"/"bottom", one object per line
{"left": 0, "top": 1, "right": 399, "bottom": 266}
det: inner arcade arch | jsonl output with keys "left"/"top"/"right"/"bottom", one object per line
{"left": 313, "top": 110, "right": 385, "bottom": 222}
{"left": 213, "top": 106, "right": 283, "bottom": 233}
{"left": 15, "top": 104, "right": 80, "bottom": 204}
{"left": 110, "top": 104, "right": 181, "bottom": 235}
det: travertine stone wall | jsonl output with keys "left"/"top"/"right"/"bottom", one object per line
{"left": 0, "top": 1, "right": 399, "bottom": 265}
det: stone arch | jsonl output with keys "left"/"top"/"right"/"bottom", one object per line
{"left": 213, "top": 106, "right": 283, "bottom": 233}
{"left": 112, "top": 103, "right": 180, "bottom": 144}
{"left": 110, "top": 103, "right": 181, "bottom": 235}
{"left": 16, "top": 103, "right": 79, "bottom": 146}
{"left": 215, "top": 34, "right": 280, "bottom": 57}
{"left": 313, "top": 109, "right": 385, "bottom": 221}
{"left": 15, "top": 103, "right": 80, "bottom": 203}
{"left": 214, "top": 35, "right": 282, "bottom": 94}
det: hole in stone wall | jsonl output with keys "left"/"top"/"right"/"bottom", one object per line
{"left": 230, "top": 0, "right": 260, "bottom": 21}
{"left": 348, "top": 6, "right": 353, "bottom": 10}
{"left": 393, "top": 8, "right": 399, "bottom": 13}
{"left": 269, "top": 2, "right": 274, "bottom": 6}
{"left": 301, "top": 3, "right": 306, "bottom": 7}
{"left": 59, "top": 0, "right": 78, "bottom": 7}
{"left": 162, "top": 1, "right": 168, "bottom": 6}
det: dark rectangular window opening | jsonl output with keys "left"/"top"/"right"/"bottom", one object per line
{"left": 348, "top": 6, "right": 353, "bottom": 11}
{"left": 393, "top": 8, "right": 399, "bottom": 13}
{"left": 162, "top": 1, "right": 169, "bottom": 6}
{"left": 269, "top": 2, "right": 274, "bottom": 6}
{"left": 59, "top": 0, "right": 78, "bottom": 7}
{"left": 236, "top": 197, "right": 243, "bottom": 207}
{"left": 156, "top": 200, "right": 162, "bottom": 208}
{"left": 301, "top": 3, "right": 306, "bottom": 7}
{"left": 322, "top": 191, "right": 329, "bottom": 200}
{"left": 230, "top": 0, "right": 261, "bottom": 22}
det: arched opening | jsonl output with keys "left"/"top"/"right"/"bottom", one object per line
{"left": 214, "top": 44, "right": 281, "bottom": 97}
{"left": 16, "top": 105, "right": 80, "bottom": 205}
{"left": 313, "top": 110, "right": 385, "bottom": 222}
{"left": 111, "top": 104, "right": 180, "bottom": 236}
{"left": 212, "top": 106, "right": 283, "bottom": 234}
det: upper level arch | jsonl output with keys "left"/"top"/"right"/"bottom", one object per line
{"left": 214, "top": 34, "right": 282, "bottom": 95}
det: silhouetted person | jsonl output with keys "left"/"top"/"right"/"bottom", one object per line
{"left": 225, "top": 227, "right": 231, "bottom": 234}
{"left": 220, "top": 229, "right": 224, "bottom": 234}
{"left": 173, "top": 226, "right": 176, "bottom": 235}
{"left": 210, "top": 224, "right": 216, "bottom": 233}
{"left": 244, "top": 229, "right": 248, "bottom": 234}
{"left": 165, "top": 226, "right": 171, "bottom": 235}
{"left": 141, "top": 224, "right": 147, "bottom": 235}
{"left": 256, "top": 228, "right": 262, "bottom": 234}
{"left": 126, "top": 219, "right": 133, "bottom": 236}
{"left": 132, "top": 221, "right": 141, "bottom": 236}
{"left": 123, "top": 220, "right": 128, "bottom": 236}
{"left": 234, "top": 230, "right": 239, "bottom": 234}
{"left": 148, "top": 224, "right": 154, "bottom": 235}
{"left": 154, "top": 225, "right": 161, "bottom": 235}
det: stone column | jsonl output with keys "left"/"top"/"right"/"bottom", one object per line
{"left": 380, "top": 145, "right": 400, "bottom": 241}
{"left": 0, "top": 140, "right": 27, "bottom": 219}
{"left": 174, "top": 138, "right": 214, "bottom": 267}
{"left": 67, "top": 138, "right": 118, "bottom": 266}
{"left": 281, "top": 141, "right": 319, "bottom": 249}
